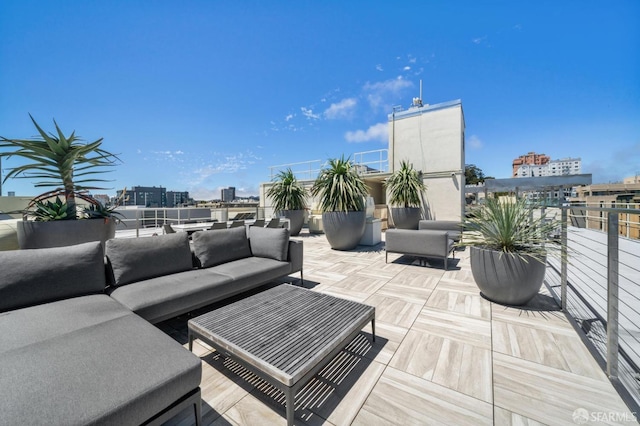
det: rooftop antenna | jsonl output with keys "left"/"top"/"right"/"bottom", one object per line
{"left": 412, "top": 79, "right": 424, "bottom": 108}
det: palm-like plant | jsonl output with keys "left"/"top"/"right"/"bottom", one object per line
{"left": 385, "top": 160, "right": 425, "bottom": 207}
{"left": 311, "top": 156, "right": 369, "bottom": 212}
{"left": 0, "top": 115, "right": 119, "bottom": 220}
{"left": 462, "top": 197, "right": 560, "bottom": 262}
{"left": 266, "top": 168, "right": 307, "bottom": 211}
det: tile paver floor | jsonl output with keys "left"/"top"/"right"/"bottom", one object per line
{"left": 159, "top": 229, "right": 633, "bottom": 426}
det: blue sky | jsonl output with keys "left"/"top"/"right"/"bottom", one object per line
{"left": 1, "top": 1, "right": 638, "bottom": 199}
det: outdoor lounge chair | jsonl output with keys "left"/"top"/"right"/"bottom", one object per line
{"left": 250, "top": 219, "right": 265, "bottom": 227}
{"left": 266, "top": 218, "right": 280, "bottom": 228}
{"left": 229, "top": 220, "right": 245, "bottom": 228}
{"left": 163, "top": 224, "right": 176, "bottom": 234}
{"left": 209, "top": 222, "right": 227, "bottom": 230}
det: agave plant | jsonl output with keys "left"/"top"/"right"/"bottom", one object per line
{"left": 310, "top": 156, "right": 369, "bottom": 212}
{"left": 462, "top": 197, "right": 560, "bottom": 262}
{"left": 385, "top": 160, "right": 425, "bottom": 207}
{"left": 266, "top": 168, "right": 308, "bottom": 211}
{"left": 0, "top": 114, "right": 119, "bottom": 220}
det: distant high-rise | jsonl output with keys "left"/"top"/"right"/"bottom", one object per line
{"left": 221, "top": 187, "right": 236, "bottom": 202}
{"left": 512, "top": 152, "right": 550, "bottom": 176}
{"left": 514, "top": 157, "right": 581, "bottom": 177}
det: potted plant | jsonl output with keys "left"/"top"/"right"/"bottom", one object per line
{"left": 0, "top": 115, "right": 121, "bottom": 249}
{"left": 385, "top": 160, "right": 425, "bottom": 229}
{"left": 310, "top": 156, "right": 369, "bottom": 250}
{"left": 462, "top": 197, "right": 560, "bottom": 305}
{"left": 265, "top": 168, "right": 307, "bottom": 236}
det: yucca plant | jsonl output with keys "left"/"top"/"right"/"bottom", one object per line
{"left": 0, "top": 114, "right": 120, "bottom": 220}
{"left": 310, "top": 156, "right": 369, "bottom": 212}
{"left": 462, "top": 197, "right": 560, "bottom": 263}
{"left": 385, "top": 160, "right": 425, "bottom": 208}
{"left": 266, "top": 168, "right": 308, "bottom": 211}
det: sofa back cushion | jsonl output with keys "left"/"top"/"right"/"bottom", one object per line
{"left": 249, "top": 226, "right": 290, "bottom": 261}
{"left": 0, "top": 241, "right": 106, "bottom": 312}
{"left": 106, "top": 232, "right": 193, "bottom": 286}
{"left": 192, "top": 226, "right": 251, "bottom": 268}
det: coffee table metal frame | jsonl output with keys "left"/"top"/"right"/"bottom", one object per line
{"left": 187, "top": 284, "right": 375, "bottom": 426}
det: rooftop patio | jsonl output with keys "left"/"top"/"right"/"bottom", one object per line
{"left": 149, "top": 228, "right": 634, "bottom": 425}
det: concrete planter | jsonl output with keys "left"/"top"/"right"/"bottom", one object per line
{"left": 279, "top": 210, "right": 304, "bottom": 236}
{"left": 17, "top": 218, "right": 116, "bottom": 249}
{"left": 322, "top": 211, "right": 366, "bottom": 251}
{"left": 470, "top": 246, "right": 547, "bottom": 305}
{"left": 390, "top": 207, "right": 421, "bottom": 229}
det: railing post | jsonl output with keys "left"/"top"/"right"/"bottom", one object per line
{"left": 606, "top": 212, "right": 619, "bottom": 379}
{"left": 561, "top": 207, "right": 568, "bottom": 312}
{"left": 135, "top": 209, "right": 140, "bottom": 238}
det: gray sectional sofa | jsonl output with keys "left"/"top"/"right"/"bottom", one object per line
{"left": 0, "top": 226, "right": 303, "bottom": 425}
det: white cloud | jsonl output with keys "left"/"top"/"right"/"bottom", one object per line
{"left": 472, "top": 36, "right": 488, "bottom": 45}
{"left": 345, "top": 122, "right": 388, "bottom": 143}
{"left": 403, "top": 66, "right": 411, "bottom": 71}
{"left": 363, "top": 76, "right": 413, "bottom": 110}
{"left": 285, "top": 114, "right": 294, "bottom": 121}
{"left": 467, "top": 135, "right": 483, "bottom": 150}
{"left": 323, "top": 98, "right": 357, "bottom": 120}
{"left": 376, "top": 64, "right": 383, "bottom": 71}
{"left": 300, "top": 107, "right": 320, "bottom": 120}
{"left": 408, "top": 56, "right": 417, "bottom": 64}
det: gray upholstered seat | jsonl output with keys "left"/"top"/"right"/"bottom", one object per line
{"left": 0, "top": 294, "right": 202, "bottom": 426}
{"left": 385, "top": 228, "right": 455, "bottom": 270}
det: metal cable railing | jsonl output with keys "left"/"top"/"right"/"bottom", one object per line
{"left": 545, "top": 205, "right": 640, "bottom": 411}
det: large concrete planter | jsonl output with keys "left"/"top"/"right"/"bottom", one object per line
{"left": 17, "top": 218, "right": 117, "bottom": 249}
{"left": 322, "top": 211, "right": 366, "bottom": 251}
{"left": 470, "top": 246, "right": 547, "bottom": 305}
{"left": 390, "top": 207, "right": 421, "bottom": 230}
{"left": 280, "top": 210, "right": 304, "bottom": 236}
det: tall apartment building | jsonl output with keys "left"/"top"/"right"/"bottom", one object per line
{"left": 117, "top": 186, "right": 166, "bottom": 207}
{"left": 221, "top": 187, "right": 236, "bottom": 202}
{"left": 166, "top": 191, "right": 190, "bottom": 207}
{"left": 512, "top": 152, "right": 550, "bottom": 176}
{"left": 514, "top": 157, "right": 582, "bottom": 178}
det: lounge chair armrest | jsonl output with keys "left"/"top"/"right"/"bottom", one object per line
{"left": 288, "top": 240, "right": 303, "bottom": 273}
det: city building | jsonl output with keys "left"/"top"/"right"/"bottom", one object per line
{"left": 166, "top": 191, "right": 190, "bottom": 207}
{"left": 512, "top": 151, "right": 550, "bottom": 176}
{"left": 572, "top": 176, "right": 640, "bottom": 239}
{"left": 117, "top": 186, "right": 166, "bottom": 207}
{"left": 514, "top": 157, "right": 582, "bottom": 178}
{"left": 221, "top": 187, "right": 236, "bottom": 203}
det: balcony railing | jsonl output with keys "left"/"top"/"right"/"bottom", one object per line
{"left": 545, "top": 205, "right": 640, "bottom": 411}
{"left": 268, "top": 149, "right": 389, "bottom": 181}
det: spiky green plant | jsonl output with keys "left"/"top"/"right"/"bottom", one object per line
{"left": 310, "top": 156, "right": 369, "bottom": 212}
{"left": 385, "top": 160, "right": 425, "bottom": 208}
{"left": 266, "top": 168, "right": 308, "bottom": 211}
{"left": 462, "top": 197, "right": 560, "bottom": 262}
{"left": 0, "top": 114, "right": 119, "bottom": 220}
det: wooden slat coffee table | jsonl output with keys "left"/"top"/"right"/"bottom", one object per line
{"left": 188, "top": 284, "right": 375, "bottom": 425}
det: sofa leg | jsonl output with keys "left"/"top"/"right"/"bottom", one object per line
{"left": 300, "top": 269, "right": 304, "bottom": 286}
{"left": 385, "top": 251, "right": 388, "bottom": 263}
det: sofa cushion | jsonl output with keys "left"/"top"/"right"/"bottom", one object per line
{"left": 192, "top": 226, "right": 251, "bottom": 268}
{"left": 210, "top": 256, "right": 291, "bottom": 288}
{"left": 0, "top": 241, "right": 105, "bottom": 313}
{"left": 108, "top": 268, "right": 234, "bottom": 324}
{"left": 0, "top": 294, "right": 202, "bottom": 425}
{"left": 106, "top": 232, "right": 193, "bottom": 286}
{"left": 249, "top": 226, "right": 290, "bottom": 261}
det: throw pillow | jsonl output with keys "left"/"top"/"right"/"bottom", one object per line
{"left": 191, "top": 226, "right": 252, "bottom": 268}
{"left": 249, "top": 226, "right": 289, "bottom": 261}
{"left": 106, "top": 232, "right": 193, "bottom": 286}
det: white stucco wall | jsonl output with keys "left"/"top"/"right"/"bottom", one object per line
{"left": 388, "top": 100, "right": 465, "bottom": 221}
